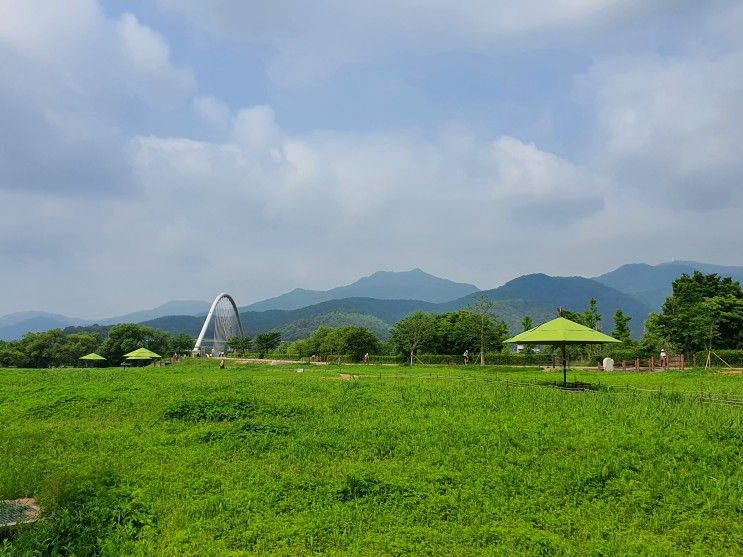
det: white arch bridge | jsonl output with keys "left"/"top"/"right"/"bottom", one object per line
{"left": 192, "top": 293, "right": 245, "bottom": 356}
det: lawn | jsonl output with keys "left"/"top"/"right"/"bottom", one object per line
{"left": 1, "top": 362, "right": 741, "bottom": 555}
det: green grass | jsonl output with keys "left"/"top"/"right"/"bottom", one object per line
{"left": 1, "top": 362, "right": 742, "bottom": 555}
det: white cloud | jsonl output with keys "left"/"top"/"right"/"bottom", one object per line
{"left": 585, "top": 48, "right": 743, "bottom": 210}
{"left": 0, "top": 1, "right": 194, "bottom": 195}
{"left": 193, "top": 96, "right": 233, "bottom": 128}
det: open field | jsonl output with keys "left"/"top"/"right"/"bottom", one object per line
{"left": 1, "top": 362, "right": 742, "bottom": 555}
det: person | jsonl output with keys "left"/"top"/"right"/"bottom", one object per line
{"left": 219, "top": 358, "right": 225, "bottom": 369}
{"left": 363, "top": 353, "right": 369, "bottom": 364}
{"left": 660, "top": 348, "right": 668, "bottom": 367}
{"left": 463, "top": 349, "right": 469, "bottom": 365}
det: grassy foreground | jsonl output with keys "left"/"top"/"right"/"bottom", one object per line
{"left": 1, "top": 362, "right": 742, "bottom": 556}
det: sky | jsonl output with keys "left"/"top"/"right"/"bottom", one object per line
{"left": 1, "top": 0, "right": 743, "bottom": 318}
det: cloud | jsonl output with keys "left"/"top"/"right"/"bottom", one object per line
{"left": 585, "top": 48, "right": 743, "bottom": 211}
{"left": 0, "top": 0, "right": 194, "bottom": 195}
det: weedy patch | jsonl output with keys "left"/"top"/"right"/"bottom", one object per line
{"left": 198, "top": 421, "right": 291, "bottom": 443}
{"left": 2, "top": 472, "right": 153, "bottom": 557}
{"left": 164, "top": 397, "right": 256, "bottom": 422}
{"left": 25, "top": 396, "right": 114, "bottom": 419}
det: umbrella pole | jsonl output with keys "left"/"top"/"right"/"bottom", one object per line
{"left": 561, "top": 344, "right": 567, "bottom": 386}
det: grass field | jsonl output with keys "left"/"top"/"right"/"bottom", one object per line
{"left": 1, "top": 362, "right": 742, "bottom": 555}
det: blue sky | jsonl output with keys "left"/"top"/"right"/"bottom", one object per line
{"left": 2, "top": 0, "right": 742, "bottom": 317}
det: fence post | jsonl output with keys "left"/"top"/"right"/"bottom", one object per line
{"left": 650, "top": 356, "right": 655, "bottom": 372}
{"left": 680, "top": 354, "right": 685, "bottom": 370}
{"left": 635, "top": 358, "right": 640, "bottom": 372}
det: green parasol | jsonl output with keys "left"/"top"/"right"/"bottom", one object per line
{"left": 123, "top": 347, "right": 162, "bottom": 359}
{"left": 504, "top": 316, "right": 620, "bottom": 385}
{"left": 79, "top": 353, "right": 106, "bottom": 361}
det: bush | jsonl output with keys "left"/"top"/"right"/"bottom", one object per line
{"left": 603, "top": 348, "right": 653, "bottom": 362}
{"left": 484, "top": 353, "right": 555, "bottom": 366}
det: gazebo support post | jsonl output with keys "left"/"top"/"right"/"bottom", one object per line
{"left": 561, "top": 344, "right": 567, "bottom": 386}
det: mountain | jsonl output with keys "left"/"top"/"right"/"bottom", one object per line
{"left": 0, "top": 311, "right": 91, "bottom": 340}
{"left": 441, "top": 274, "right": 651, "bottom": 337}
{"left": 594, "top": 261, "right": 743, "bottom": 310}
{"left": 0, "top": 311, "right": 89, "bottom": 328}
{"left": 0, "top": 314, "right": 92, "bottom": 341}
{"left": 275, "top": 312, "right": 392, "bottom": 341}
{"left": 0, "top": 301, "right": 210, "bottom": 341}
{"left": 98, "top": 300, "right": 210, "bottom": 325}
{"left": 244, "top": 269, "right": 479, "bottom": 311}
{"left": 142, "top": 274, "right": 648, "bottom": 342}
{"left": 143, "top": 298, "right": 441, "bottom": 338}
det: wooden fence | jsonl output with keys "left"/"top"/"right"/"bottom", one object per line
{"left": 598, "top": 354, "right": 690, "bottom": 372}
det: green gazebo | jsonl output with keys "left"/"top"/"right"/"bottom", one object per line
{"left": 79, "top": 353, "right": 106, "bottom": 367}
{"left": 123, "top": 347, "right": 162, "bottom": 366}
{"left": 504, "top": 317, "right": 620, "bottom": 385}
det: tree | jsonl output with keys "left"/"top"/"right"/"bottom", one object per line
{"left": 611, "top": 310, "right": 632, "bottom": 345}
{"left": 390, "top": 311, "right": 436, "bottom": 365}
{"left": 339, "top": 327, "right": 381, "bottom": 362}
{"left": 254, "top": 331, "right": 281, "bottom": 358}
{"left": 582, "top": 298, "right": 602, "bottom": 330}
{"left": 657, "top": 272, "right": 743, "bottom": 354}
{"left": 0, "top": 340, "right": 23, "bottom": 367}
{"left": 468, "top": 296, "right": 509, "bottom": 366}
{"left": 169, "top": 333, "right": 196, "bottom": 355}
{"left": 521, "top": 315, "right": 534, "bottom": 332}
{"left": 640, "top": 312, "right": 663, "bottom": 355}
{"left": 100, "top": 323, "right": 170, "bottom": 364}
{"left": 227, "top": 335, "right": 253, "bottom": 355}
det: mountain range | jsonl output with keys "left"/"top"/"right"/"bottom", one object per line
{"left": 244, "top": 268, "right": 479, "bottom": 311}
{"left": 2, "top": 261, "right": 741, "bottom": 341}
{"left": 593, "top": 261, "right": 743, "bottom": 310}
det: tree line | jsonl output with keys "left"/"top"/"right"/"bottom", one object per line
{"left": 2, "top": 271, "right": 741, "bottom": 368}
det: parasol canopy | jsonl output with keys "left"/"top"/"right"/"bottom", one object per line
{"left": 79, "top": 353, "right": 106, "bottom": 360}
{"left": 504, "top": 317, "right": 621, "bottom": 384}
{"left": 123, "top": 347, "right": 162, "bottom": 359}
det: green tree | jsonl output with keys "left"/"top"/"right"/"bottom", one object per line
{"left": 254, "top": 331, "right": 281, "bottom": 358}
{"left": 339, "top": 326, "right": 381, "bottom": 362}
{"left": 390, "top": 311, "right": 436, "bottom": 365}
{"left": 639, "top": 312, "right": 663, "bottom": 355}
{"left": 227, "top": 335, "right": 253, "bottom": 355}
{"left": 582, "top": 298, "right": 602, "bottom": 330}
{"left": 520, "top": 315, "right": 534, "bottom": 354}
{"left": 0, "top": 340, "right": 23, "bottom": 367}
{"left": 100, "top": 323, "right": 170, "bottom": 364}
{"left": 521, "top": 315, "right": 534, "bottom": 332}
{"left": 657, "top": 272, "right": 743, "bottom": 354}
{"left": 468, "top": 296, "right": 509, "bottom": 366}
{"left": 169, "top": 333, "right": 196, "bottom": 355}
{"left": 611, "top": 310, "right": 632, "bottom": 344}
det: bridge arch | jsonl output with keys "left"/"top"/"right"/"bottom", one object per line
{"left": 193, "top": 293, "right": 245, "bottom": 356}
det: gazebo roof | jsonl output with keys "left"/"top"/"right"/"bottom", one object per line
{"left": 504, "top": 317, "right": 621, "bottom": 345}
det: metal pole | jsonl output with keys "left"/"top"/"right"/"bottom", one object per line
{"left": 561, "top": 344, "right": 567, "bottom": 385}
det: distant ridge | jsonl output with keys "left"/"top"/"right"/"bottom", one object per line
{"left": 594, "top": 261, "right": 743, "bottom": 310}
{"left": 244, "top": 268, "right": 479, "bottom": 311}
{"left": 441, "top": 273, "right": 651, "bottom": 337}
{"left": 97, "top": 300, "right": 210, "bottom": 325}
